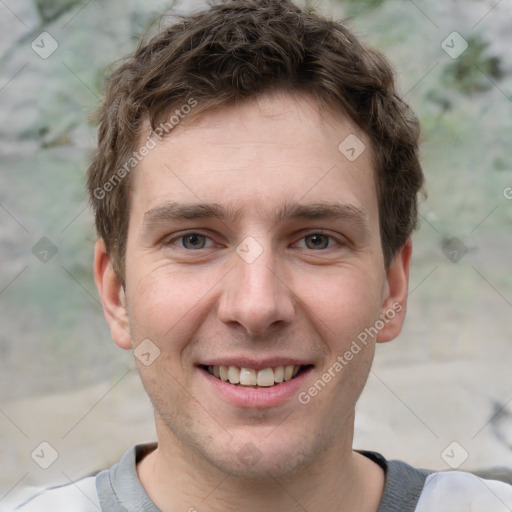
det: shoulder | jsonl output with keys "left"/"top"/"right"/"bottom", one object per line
{"left": 13, "top": 443, "right": 157, "bottom": 512}
{"left": 361, "top": 451, "right": 512, "bottom": 512}
{"left": 415, "top": 470, "right": 512, "bottom": 512}
{"left": 13, "top": 476, "right": 100, "bottom": 512}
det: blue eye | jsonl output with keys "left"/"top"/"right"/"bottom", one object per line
{"left": 296, "top": 233, "right": 339, "bottom": 250}
{"left": 177, "top": 233, "right": 211, "bottom": 250}
{"left": 304, "top": 234, "right": 331, "bottom": 250}
{"left": 167, "top": 231, "right": 340, "bottom": 251}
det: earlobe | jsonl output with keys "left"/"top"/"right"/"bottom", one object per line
{"left": 376, "top": 238, "right": 412, "bottom": 344}
{"left": 93, "top": 239, "right": 132, "bottom": 350}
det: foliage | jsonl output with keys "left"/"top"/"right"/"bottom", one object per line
{"left": 34, "top": 0, "right": 84, "bottom": 23}
{"left": 441, "top": 34, "right": 504, "bottom": 95}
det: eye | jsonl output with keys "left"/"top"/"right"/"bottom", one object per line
{"left": 169, "top": 232, "right": 215, "bottom": 250}
{"left": 295, "top": 233, "right": 340, "bottom": 250}
{"left": 166, "top": 231, "right": 342, "bottom": 251}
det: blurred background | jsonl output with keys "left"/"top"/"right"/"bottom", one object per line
{"left": 0, "top": 0, "right": 511, "bottom": 507}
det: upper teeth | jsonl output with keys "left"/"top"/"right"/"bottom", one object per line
{"left": 207, "top": 365, "right": 301, "bottom": 387}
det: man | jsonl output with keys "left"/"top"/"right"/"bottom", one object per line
{"left": 16, "top": 0, "right": 512, "bottom": 510}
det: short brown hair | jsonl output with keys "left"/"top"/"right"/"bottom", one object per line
{"left": 87, "top": 0, "right": 424, "bottom": 285}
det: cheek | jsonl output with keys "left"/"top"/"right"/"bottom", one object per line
{"left": 298, "top": 267, "right": 383, "bottom": 342}
{"left": 125, "top": 264, "right": 217, "bottom": 350}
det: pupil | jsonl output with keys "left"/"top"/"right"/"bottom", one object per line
{"left": 185, "top": 234, "right": 203, "bottom": 249}
{"left": 308, "top": 234, "right": 327, "bottom": 249}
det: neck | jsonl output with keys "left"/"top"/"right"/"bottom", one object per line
{"left": 137, "top": 416, "right": 385, "bottom": 512}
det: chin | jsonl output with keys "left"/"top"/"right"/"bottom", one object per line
{"left": 154, "top": 393, "right": 346, "bottom": 480}
{"left": 198, "top": 428, "right": 324, "bottom": 480}
{"left": 210, "top": 448, "right": 313, "bottom": 481}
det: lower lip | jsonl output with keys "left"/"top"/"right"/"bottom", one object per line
{"left": 198, "top": 368, "right": 312, "bottom": 408}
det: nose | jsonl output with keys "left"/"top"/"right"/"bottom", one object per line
{"left": 217, "top": 240, "right": 295, "bottom": 337}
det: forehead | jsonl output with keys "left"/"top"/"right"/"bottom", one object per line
{"left": 129, "top": 92, "right": 378, "bottom": 227}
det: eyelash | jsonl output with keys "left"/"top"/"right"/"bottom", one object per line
{"left": 165, "top": 230, "right": 343, "bottom": 251}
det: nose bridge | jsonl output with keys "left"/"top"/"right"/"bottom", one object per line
{"left": 239, "top": 243, "right": 277, "bottom": 299}
{"left": 218, "top": 235, "right": 295, "bottom": 335}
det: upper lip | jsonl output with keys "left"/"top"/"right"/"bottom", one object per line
{"left": 198, "top": 358, "right": 313, "bottom": 371}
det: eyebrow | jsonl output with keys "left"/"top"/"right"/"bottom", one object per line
{"left": 142, "top": 201, "right": 370, "bottom": 233}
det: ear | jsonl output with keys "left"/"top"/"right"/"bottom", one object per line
{"left": 94, "top": 238, "right": 132, "bottom": 350}
{"left": 376, "top": 238, "right": 412, "bottom": 343}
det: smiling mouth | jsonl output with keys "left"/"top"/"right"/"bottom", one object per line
{"left": 201, "top": 365, "right": 313, "bottom": 388}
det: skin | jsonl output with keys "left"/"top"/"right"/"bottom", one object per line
{"left": 94, "top": 91, "right": 412, "bottom": 512}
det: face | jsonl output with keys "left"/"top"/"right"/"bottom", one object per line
{"left": 95, "top": 91, "right": 411, "bottom": 479}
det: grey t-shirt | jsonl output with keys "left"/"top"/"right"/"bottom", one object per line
{"left": 93, "top": 444, "right": 430, "bottom": 511}
{"left": 15, "top": 443, "right": 512, "bottom": 511}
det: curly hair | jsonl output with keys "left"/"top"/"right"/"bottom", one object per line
{"left": 87, "top": 0, "right": 424, "bottom": 285}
